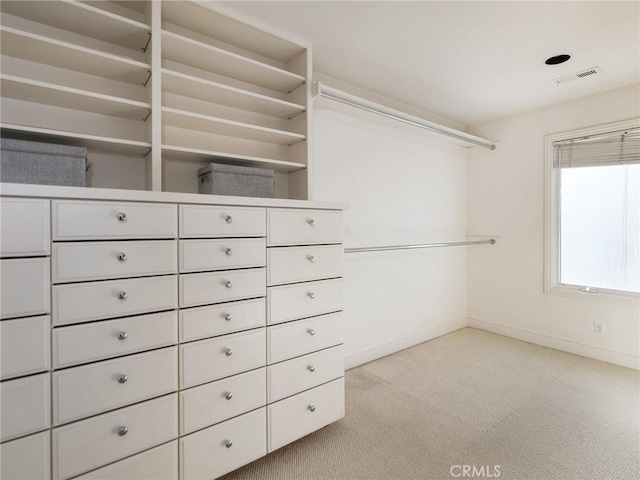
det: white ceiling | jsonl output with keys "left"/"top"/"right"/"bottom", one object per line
{"left": 219, "top": 1, "right": 640, "bottom": 127}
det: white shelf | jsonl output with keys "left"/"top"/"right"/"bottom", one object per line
{"left": 162, "top": 69, "right": 305, "bottom": 119}
{"left": 1, "top": 123, "right": 151, "bottom": 156}
{"left": 162, "top": 145, "right": 305, "bottom": 173}
{"left": 1, "top": 0, "right": 151, "bottom": 51}
{"left": 161, "top": 30, "right": 305, "bottom": 93}
{"left": 0, "top": 26, "right": 151, "bottom": 85}
{"left": 1, "top": 74, "right": 151, "bottom": 121}
{"left": 162, "top": 107, "right": 305, "bottom": 146}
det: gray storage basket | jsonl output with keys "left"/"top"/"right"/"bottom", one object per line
{"left": 0, "top": 138, "right": 87, "bottom": 187}
{"left": 198, "top": 163, "right": 274, "bottom": 198}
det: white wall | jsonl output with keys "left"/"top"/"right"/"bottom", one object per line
{"left": 311, "top": 99, "right": 469, "bottom": 368}
{"left": 467, "top": 83, "right": 640, "bottom": 369}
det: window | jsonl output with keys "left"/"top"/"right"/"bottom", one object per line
{"left": 545, "top": 120, "right": 640, "bottom": 303}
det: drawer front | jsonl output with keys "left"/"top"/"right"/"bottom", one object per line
{"left": 52, "top": 240, "right": 177, "bottom": 283}
{"left": 0, "top": 198, "right": 50, "bottom": 257}
{"left": 268, "top": 278, "right": 342, "bottom": 325}
{"left": 53, "top": 311, "right": 178, "bottom": 368}
{"left": 0, "top": 431, "right": 51, "bottom": 480}
{"left": 268, "top": 346, "right": 344, "bottom": 403}
{"left": 53, "top": 347, "right": 178, "bottom": 425}
{"left": 53, "top": 200, "right": 177, "bottom": 240}
{"left": 180, "top": 408, "right": 266, "bottom": 480}
{"left": 180, "top": 238, "right": 266, "bottom": 273}
{"left": 53, "top": 393, "right": 178, "bottom": 480}
{"left": 180, "top": 329, "right": 266, "bottom": 388}
{"left": 1, "top": 315, "right": 50, "bottom": 380}
{"left": 179, "top": 268, "right": 265, "bottom": 308}
{"left": 180, "top": 298, "right": 265, "bottom": 342}
{"left": 267, "top": 245, "right": 343, "bottom": 286}
{"left": 267, "top": 312, "right": 343, "bottom": 364}
{"left": 180, "top": 205, "right": 265, "bottom": 238}
{"left": 180, "top": 368, "right": 266, "bottom": 435}
{"left": 267, "top": 378, "right": 344, "bottom": 452}
{"left": 53, "top": 275, "right": 177, "bottom": 326}
{"left": 75, "top": 440, "right": 178, "bottom": 480}
{"left": 1, "top": 373, "right": 50, "bottom": 442}
{"left": 267, "top": 209, "right": 342, "bottom": 246}
{"left": 0, "top": 257, "right": 50, "bottom": 319}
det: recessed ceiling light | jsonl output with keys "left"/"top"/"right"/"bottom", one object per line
{"left": 545, "top": 54, "right": 571, "bottom": 65}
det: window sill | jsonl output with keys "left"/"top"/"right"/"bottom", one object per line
{"left": 546, "top": 284, "right": 640, "bottom": 307}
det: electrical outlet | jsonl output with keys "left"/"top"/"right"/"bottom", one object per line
{"left": 594, "top": 321, "right": 605, "bottom": 335}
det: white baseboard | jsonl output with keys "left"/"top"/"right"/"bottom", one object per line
{"left": 345, "top": 319, "right": 468, "bottom": 370}
{"left": 468, "top": 317, "right": 640, "bottom": 370}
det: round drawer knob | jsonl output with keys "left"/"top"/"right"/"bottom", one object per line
{"left": 224, "top": 281, "right": 232, "bottom": 289}
{"left": 308, "top": 365, "right": 316, "bottom": 372}
{"left": 118, "top": 331, "right": 128, "bottom": 341}
{"left": 307, "top": 328, "right": 316, "bottom": 336}
{"left": 224, "top": 392, "right": 233, "bottom": 400}
{"left": 118, "top": 291, "right": 128, "bottom": 300}
{"left": 224, "top": 215, "right": 233, "bottom": 224}
{"left": 118, "top": 374, "right": 128, "bottom": 384}
{"left": 117, "top": 252, "right": 127, "bottom": 262}
{"left": 224, "top": 439, "right": 233, "bottom": 448}
{"left": 224, "top": 313, "right": 232, "bottom": 321}
{"left": 224, "top": 348, "right": 233, "bottom": 356}
{"left": 307, "top": 255, "right": 316, "bottom": 263}
{"left": 308, "top": 405, "right": 316, "bottom": 413}
{"left": 117, "top": 426, "right": 128, "bottom": 436}
{"left": 307, "top": 218, "right": 316, "bottom": 227}
{"left": 225, "top": 248, "right": 233, "bottom": 256}
{"left": 116, "top": 212, "right": 127, "bottom": 223}
{"left": 307, "top": 292, "right": 315, "bottom": 299}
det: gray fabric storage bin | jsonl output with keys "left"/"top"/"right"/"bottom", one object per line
{"left": 0, "top": 138, "right": 87, "bottom": 187}
{"left": 198, "top": 163, "right": 274, "bottom": 198}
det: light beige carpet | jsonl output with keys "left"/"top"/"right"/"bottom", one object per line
{"left": 222, "top": 327, "right": 640, "bottom": 480}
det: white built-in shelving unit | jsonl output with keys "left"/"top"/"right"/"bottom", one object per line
{"left": 0, "top": 0, "right": 312, "bottom": 199}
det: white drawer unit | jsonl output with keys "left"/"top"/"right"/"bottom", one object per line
{"left": 267, "top": 378, "right": 345, "bottom": 452}
{"left": 53, "top": 393, "right": 178, "bottom": 480}
{"left": 267, "top": 209, "right": 343, "bottom": 246}
{"left": 53, "top": 200, "right": 178, "bottom": 240}
{"left": 179, "top": 267, "right": 265, "bottom": 308}
{"left": 0, "top": 198, "right": 50, "bottom": 257}
{"left": 179, "top": 298, "right": 265, "bottom": 342}
{"left": 0, "top": 431, "right": 51, "bottom": 480}
{"left": 179, "top": 205, "right": 265, "bottom": 238}
{"left": 180, "top": 368, "right": 266, "bottom": 435}
{"left": 267, "top": 244, "right": 343, "bottom": 286}
{"left": 53, "top": 275, "right": 178, "bottom": 325}
{"left": 75, "top": 441, "right": 178, "bottom": 480}
{"left": 52, "top": 240, "right": 178, "bottom": 283}
{"left": 180, "top": 329, "right": 266, "bottom": 389}
{"left": 0, "top": 257, "right": 50, "bottom": 319}
{"left": 0, "top": 373, "right": 50, "bottom": 442}
{"left": 267, "top": 312, "right": 343, "bottom": 364}
{"left": 0, "top": 315, "right": 50, "bottom": 380}
{"left": 267, "top": 278, "right": 343, "bottom": 325}
{"left": 52, "top": 347, "right": 178, "bottom": 425}
{"left": 180, "top": 407, "right": 267, "bottom": 480}
{"left": 180, "top": 238, "right": 266, "bottom": 273}
{"left": 52, "top": 311, "right": 178, "bottom": 368}
{"left": 267, "top": 346, "right": 344, "bottom": 403}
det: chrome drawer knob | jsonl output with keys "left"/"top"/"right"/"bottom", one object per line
{"left": 118, "top": 374, "right": 128, "bottom": 384}
{"left": 224, "top": 313, "right": 232, "bottom": 321}
{"left": 307, "top": 218, "right": 316, "bottom": 227}
{"left": 308, "top": 405, "right": 316, "bottom": 413}
{"left": 224, "top": 392, "right": 233, "bottom": 400}
{"left": 117, "top": 212, "right": 127, "bottom": 223}
{"left": 225, "top": 248, "right": 233, "bottom": 256}
{"left": 224, "top": 439, "right": 233, "bottom": 448}
{"left": 117, "top": 426, "right": 128, "bottom": 436}
{"left": 307, "top": 328, "right": 315, "bottom": 336}
{"left": 224, "top": 348, "right": 233, "bottom": 356}
{"left": 118, "top": 331, "right": 128, "bottom": 341}
{"left": 307, "top": 292, "right": 315, "bottom": 299}
{"left": 308, "top": 365, "right": 316, "bottom": 372}
{"left": 224, "top": 215, "right": 233, "bottom": 224}
{"left": 117, "top": 252, "right": 127, "bottom": 262}
{"left": 224, "top": 281, "right": 232, "bottom": 289}
{"left": 118, "top": 291, "right": 128, "bottom": 300}
{"left": 307, "top": 255, "right": 316, "bottom": 263}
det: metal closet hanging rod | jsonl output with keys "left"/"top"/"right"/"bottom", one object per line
{"left": 344, "top": 239, "right": 496, "bottom": 254}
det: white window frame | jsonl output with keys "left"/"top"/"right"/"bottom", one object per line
{"left": 544, "top": 118, "right": 640, "bottom": 306}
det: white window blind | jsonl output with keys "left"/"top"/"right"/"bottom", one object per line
{"left": 553, "top": 127, "right": 640, "bottom": 168}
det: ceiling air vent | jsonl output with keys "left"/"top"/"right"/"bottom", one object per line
{"left": 554, "top": 66, "right": 601, "bottom": 85}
